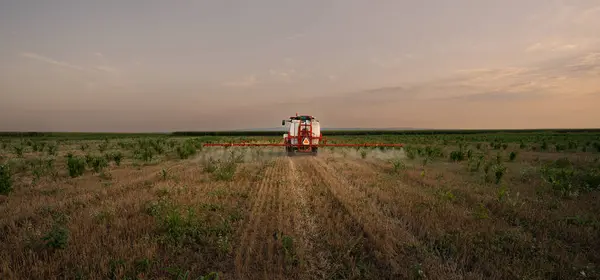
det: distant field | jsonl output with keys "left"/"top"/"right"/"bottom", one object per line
{"left": 1, "top": 132, "right": 600, "bottom": 279}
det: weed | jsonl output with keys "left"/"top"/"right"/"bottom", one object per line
{"left": 497, "top": 184, "right": 508, "bottom": 202}
{"left": 449, "top": 150, "right": 464, "bottom": 162}
{"left": 360, "top": 149, "right": 368, "bottom": 159}
{"left": 390, "top": 158, "right": 406, "bottom": 173}
{"left": 411, "top": 263, "right": 425, "bottom": 280}
{"left": 47, "top": 143, "right": 58, "bottom": 156}
{"left": 13, "top": 145, "right": 24, "bottom": 157}
{"left": 214, "top": 162, "right": 237, "bottom": 181}
{"left": 228, "top": 149, "right": 245, "bottom": 163}
{"left": 90, "top": 156, "right": 108, "bottom": 173}
{"left": 42, "top": 221, "right": 69, "bottom": 250}
{"left": 217, "top": 234, "right": 232, "bottom": 254}
{"left": 509, "top": 151, "right": 517, "bottom": 161}
{"left": 176, "top": 142, "right": 197, "bottom": 159}
{"left": 0, "top": 164, "right": 13, "bottom": 195}
{"left": 474, "top": 203, "right": 489, "bottom": 219}
{"left": 440, "top": 190, "right": 456, "bottom": 201}
{"left": 98, "top": 140, "right": 109, "bottom": 153}
{"left": 66, "top": 153, "right": 86, "bottom": 178}
{"left": 202, "top": 157, "right": 219, "bottom": 173}
{"left": 111, "top": 151, "right": 123, "bottom": 166}
{"left": 139, "top": 147, "right": 155, "bottom": 162}
{"left": 160, "top": 169, "right": 168, "bottom": 180}
{"left": 540, "top": 158, "right": 600, "bottom": 197}
{"left": 405, "top": 147, "right": 416, "bottom": 160}
{"left": 492, "top": 164, "right": 507, "bottom": 184}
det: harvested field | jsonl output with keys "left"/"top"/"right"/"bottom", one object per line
{"left": 1, "top": 133, "right": 600, "bottom": 279}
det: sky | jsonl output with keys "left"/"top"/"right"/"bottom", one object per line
{"left": 1, "top": 0, "right": 599, "bottom": 131}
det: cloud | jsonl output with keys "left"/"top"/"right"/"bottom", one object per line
{"left": 222, "top": 75, "right": 258, "bottom": 88}
{"left": 567, "top": 52, "right": 600, "bottom": 70}
{"left": 526, "top": 41, "right": 579, "bottom": 52}
{"left": 20, "top": 51, "right": 123, "bottom": 76}
{"left": 370, "top": 53, "right": 417, "bottom": 68}
{"left": 20, "top": 52, "right": 84, "bottom": 71}
{"left": 443, "top": 91, "right": 544, "bottom": 102}
{"left": 93, "top": 65, "right": 119, "bottom": 74}
{"left": 269, "top": 69, "right": 295, "bottom": 82}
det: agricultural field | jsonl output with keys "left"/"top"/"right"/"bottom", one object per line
{"left": 1, "top": 132, "right": 600, "bottom": 279}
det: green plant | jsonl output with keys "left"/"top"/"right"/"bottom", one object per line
{"left": 497, "top": 184, "right": 508, "bottom": 201}
{"left": 134, "top": 147, "right": 154, "bottom": 162}
{"left": 0, "top": 164, "right": 13, "bottom": 195}
{"left": 176, "top": 142, "right": 197, "bottom": 159}
{"left": 98, "top": 140, "right": 109, "bottom": 153}
{"left": 47, "top": 143, "right": 57, "bottom": 156}
{"left": 509, "top": 151, "right": 517, "bottom": 161}
{"left": 391, "top": 158, "right": 406, "bottom": 172}
{"left": 91, "top": 156, "right": 108, "bottom": 173}
{"left": 541, "top": 141, "right": 548, "bottom": 151}
{"left": 111, "top": 152, "right": 123, "bottom": 166}
{"left": 42, "top": 222, "right": 69, "bottom": 250}
{"left": 13, "top": 145, "right": 24, "bottom": 157}
{"left": 539, "top": 159, "right": 600, "bottom": 197}
{"left": 405, "top": 147, "right": 416, "bottom": 160}
{"left": 360, "top": 149, "right": 367, "bottom": 159}
{"left": 519, "top": 141, "right": 526, "bottom": 149}
{"left": 492, "top": 164, "right": 507, "bottom": 184}
{"left": 449, "top": 150, "right": 464, "bottom": 162}
{"left": 203, "top": 157, "right": 219, "bottom": 173}
{"left": 474, "top": 203, "right": 489, "bottom": 219}
{"left": 214, "top": 161, "right": 237, "bottom": 181}
{"left": 66, "top": 154, "right": 86, "bottom": 178}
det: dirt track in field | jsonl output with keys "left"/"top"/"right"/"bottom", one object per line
{"left": 232, "top": 153, "right": 425, "bottom": 279}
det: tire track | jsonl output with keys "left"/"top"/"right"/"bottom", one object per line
{"left": 287, "top": 157, "right": 331, "bottom": 279}
{"left": 319, "top": 153, "right": 486, "bottom": 279}
{"left": 294, "top": 156, "right": 392, "bottom": 279}
{"left": 307, "top": 155, "right": 422, "bottom": 277}
{"left": 234, "top": 157, "right": 282, "bottom": 279}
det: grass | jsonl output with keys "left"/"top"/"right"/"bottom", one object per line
{"left": 1, "top": 131, "right": 600, "bottom": 279}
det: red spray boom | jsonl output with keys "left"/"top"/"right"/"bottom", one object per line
{"left": 202, "top": 114, "right": 403, "bottom": 155}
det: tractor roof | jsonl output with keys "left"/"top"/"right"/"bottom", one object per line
{"left": 290, "top": 115, "right": 314, "bottom": 121}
